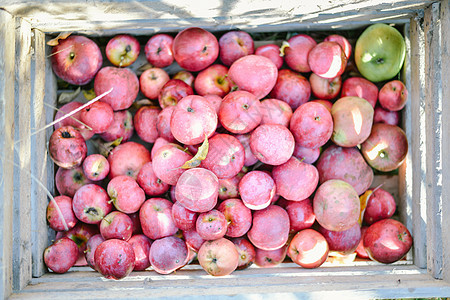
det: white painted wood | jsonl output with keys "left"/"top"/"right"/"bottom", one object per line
{"left": 30, "top": 28, "right": 50, "bottom": 278}
{"left": 408, "top": 8, "right": 428, "bottom": 270}
{"left": 9, "top": 265, "right": 450, "bottom": 299}
{"left": 0, "top": 9, "right": 16, "bottom": 300}
{"left": 424, "top": 2, "right": 445, "bottom": 280}
{"left": 12, "top": 17, "right": 33, "bottom": 291}
{"left": 0, "top": 0, "right": 434, "bottom": 34}
{"left": 440, "top": 0, "right": 450, "bottom": 283}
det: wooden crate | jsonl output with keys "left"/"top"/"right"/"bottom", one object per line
{"left": 1, "top": 0, "right": 449, "bottom": 298}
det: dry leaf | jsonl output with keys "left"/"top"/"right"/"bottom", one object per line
{"left": 92, "top": 137, "right": 123, "bottom": 157}
{"left": 181, "top": 135, "right": 209, "bottom": 169}
{"left": 47, "top": 32, "right": 73, "bottom": 46}
{"left": 82, "top": 89, "right": 97, "bottom": 101}
{"left": 358, "top": 189, "right": 372, "bottom": 225}
{"left": 58, "top": 87, "right": 81, "bottom": 104}
{"left": 137, "top": 63, "right": 153, "bottom": 73}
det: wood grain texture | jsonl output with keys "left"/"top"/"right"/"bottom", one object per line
{"left": 9, "top": 265, "right": 450, "bottom": 299}
{"left": 12, "top": 17, "right": 33, "bottom": 291}
{"left": 440, "top": 0, "right": 450, "bottom": 283}
{"left": 0, "top": 9, "right": 16, "bottom": 300}
{"left": 424, "top": 2, "right": 444, "bottom": 280}
{"left": 408, "top": 10, "right": 428, "bottom": 270}
{"left": 30, "top": 28, "right": 50, "bottom": 278}
{"left": 0, "top": 0, "right": 434, "bottom": 34}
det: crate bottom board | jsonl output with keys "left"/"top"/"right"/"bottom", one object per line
{"left": 12, "top": 264, "right": 450, "bottom": 299}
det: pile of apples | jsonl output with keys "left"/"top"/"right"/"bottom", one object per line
{"left": 44, "top": 24, "right": 412, "bottom": 280}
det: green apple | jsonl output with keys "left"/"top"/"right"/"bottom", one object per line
{"left": 355, "top": 23, "right": 406, "bottom": 82}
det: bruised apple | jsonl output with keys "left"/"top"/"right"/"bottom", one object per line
{"left": 49, "top": 126, "right": 87, "bottom": 169}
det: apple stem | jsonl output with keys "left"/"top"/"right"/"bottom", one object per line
{"left": 14, "top": 87, "right": 113, "bottom": 145}
{"left": 43, "top": 102, "right": 93, "bottom": 131}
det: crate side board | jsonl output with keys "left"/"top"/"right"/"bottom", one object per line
{"left": 30, "top": 28, "right": 52, "bottom": 278}
{"left": 0, "top": 0, "right": 435, "bottom": 35}
{"left": 440, "top": 0, "right": 450, "bottom": 283}
{"left": 408, "top": 8, "right": 428, "bottom": 269}
{"left": 0, "top": 9, "right": 16, "bottom": 300}
{"left": 10, "top": 265, "right": 450, "bottom": 299}
{"left": 12, "top": 17, "right": 33, "bottom": 291}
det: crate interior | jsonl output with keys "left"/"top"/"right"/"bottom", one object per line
{"left": 40, "top": 22, "right": 414, "bottom": 276}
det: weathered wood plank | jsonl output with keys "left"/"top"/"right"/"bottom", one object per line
{"left": 424, "top": 2, "right": 444, "bottom": 280}
{"left": 0, "top": 0, "right": 434, "bottom": 34}
{"left": 30, "top": 28, "right": 50, "bottom": 278}
{"left": 440, "top": 0, "right": 450, "bottom": 283}
{"left": 398, "top": 22, "right": 415, "bottom": 263}
{"left": 10, "top": 265, "right": 450, "bottom": 299}
{"left": 409, "top": 8, "right": 428, "bottom": 270}
{"left": 12, "top": 17, "right": 33, "bottom": 291}
{"left": 0, "top": 8, "right": 16, "bottom": 300}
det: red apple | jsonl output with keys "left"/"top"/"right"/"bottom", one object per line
{"left": 355, "top": 226, "right": 370, "bottom": 259}
{"left": 250, "top": 124, "right": 295, "bottom": 166}
{"left": 201, "top": 134, "right": 245, "bottom": 179}
{"left": 173, "top": 27, "right": 219, "bottom": 72}
{"left": 378, "top": 80, "right": 408, "bottom": 111}
{"left": 82, "top": 154, "right": 110, "bottom": 181}
{"left": 94, "top": 66, "right": 139, "bottom": 111}
{"left": 272, "top": 156, "right": 319, "bottom": 201}
{"left": 247, "top": 205, "right": 290, "bottom": 251}
{"left": 46, "top": 195, "right": 78, "bottom": 231}
{"left": 219, "top": 31, "right": 254, "bottom": 66}
{"left": 79, "top": 101, "right": 114, "bottom": 134}
{"left": 170, "top": 95, "right": 217, "bottom": 145}
{"left": 361, "top": 123, "right": 408, "bottom": 172}
{"left": 55, "top": 166, "right": 92, "bottom": 198}
{"left": 49, "top": 126, "right": 87, "bottom": 169}
{"left": 198, "top": 238, "right": 239, "bottom": 276}
{"left": 44, "top": 237, "right": 79, "bottom": 274}
{"left": 106, "top": 34, "right": 140, "bottom": 67}
{"left": 255, "top": 44, "right": 283, "bottom": 69}
{"left": 134, "top": 106, "right": 160, "bottom": 143}
{"left": 140, "top": 198, "right": 178, "bottom": 240}
{"left": 50, "top": 35, "right": 102, "bottom": 85}
{"left": 364, "top": 219, "right": 412, "bottom": 264}
{"left": 309, "top": 73, "right": 342, "bottom": 100}
{"left": 363, "top": 188, "right": 397, "bottom": 225}
{"left": 218, "top": 198, "right": 252, "bottom": 238}
{"left": 290, "top": 101, "right": 333, "bottom": 149}
{"left": 175, "top": 167, "right": 219, "bottom": 213}
{"left": 270, "top": 69, "right": 311, "bottom": 110}
{"left": 156, "top": 106, "right": 176, "bottom": 142}
{"left": 72, "top": 184, "right": 113, "bottom": 224}
{"left": 232, "top": 237, "right": 256, "bottom": 270}
{"left": 100, "top": 211, "right": 133, "bottom": 241}
{"left": 288, "top": 229, "right": 329, "bottom": 269}
{"left": 308, "top": 41, "right": 347, "bottom": 79}
{"left": 172, "top": 201, "right": 198, "bottom": 231}
{"left": 228, "top": 55, "right": 278, "bottom": 99}
{"left": 238, "top": 171, "right": 276, "bottom": 210}
{"left": 283, "top": 34, "right": 317, "bottom": 73}
{"left": 373, "top": 106, "right": 400, "bottom": 126}
{"left": 196, "top": 209, "right": 228, "bottom": 241}
{"left": 285, "top": 198, "right": 316, "bottom": 232}
{"left": 255, "top": 245, "right": 287, "bottom": 268}
{"left": 149, "top": 236, "right": 189, "bottom": 274}
{"left": 107, "top": 175, "right": 146, "bottom": 214}
{"left": 128, "top": 234, "right": 153, "bottom": 271}
{"left": 107, "top": 141, "right": 151, "bottom": 179}
{"left": 136, "top": 161, "right": 170, "bottom": 196}
{"left": 158, "top": 79, "right": 194, "bottom": 108}
{"left": 235, "top": 133, "right": 259, "bottom": 167}
{"left": 194, "top": 64, "right": 233, "bottom": 97}
{"left": 324, "top": 34, "right": 352, "bottom": 59}
{"left": 260, "top": 98, "right": 293, "bottom": 127}
{"left": 95, "top": 239, "right": 135, "bottom": 280}
{"left": 292, "top": 144, "right": 321, "bottom": 164}
{"left": 203, "top": 94, "right": 223, "bottom": 114}
{"left": 140, "top": 68, "right": 170, "bottom": 100}
{"left": 219, "top": 91, "right": 262, "bottom": 134}
{"left": 341, "top": 77, "right": 378, "bottom": 108}
{"left": 85, "top": 234, "right": 105, "bottom": 271}
{"left": 318, "top": 223, "right": 361, "bottom": 254}
{"left": 144, "top": 33, "right": 174, "bottom": 68}
{"left": 99, "top": 110, "right": 134, "bottom": 143}
{"left": 152, "top": 143, "right": 193, "bottom": 185}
